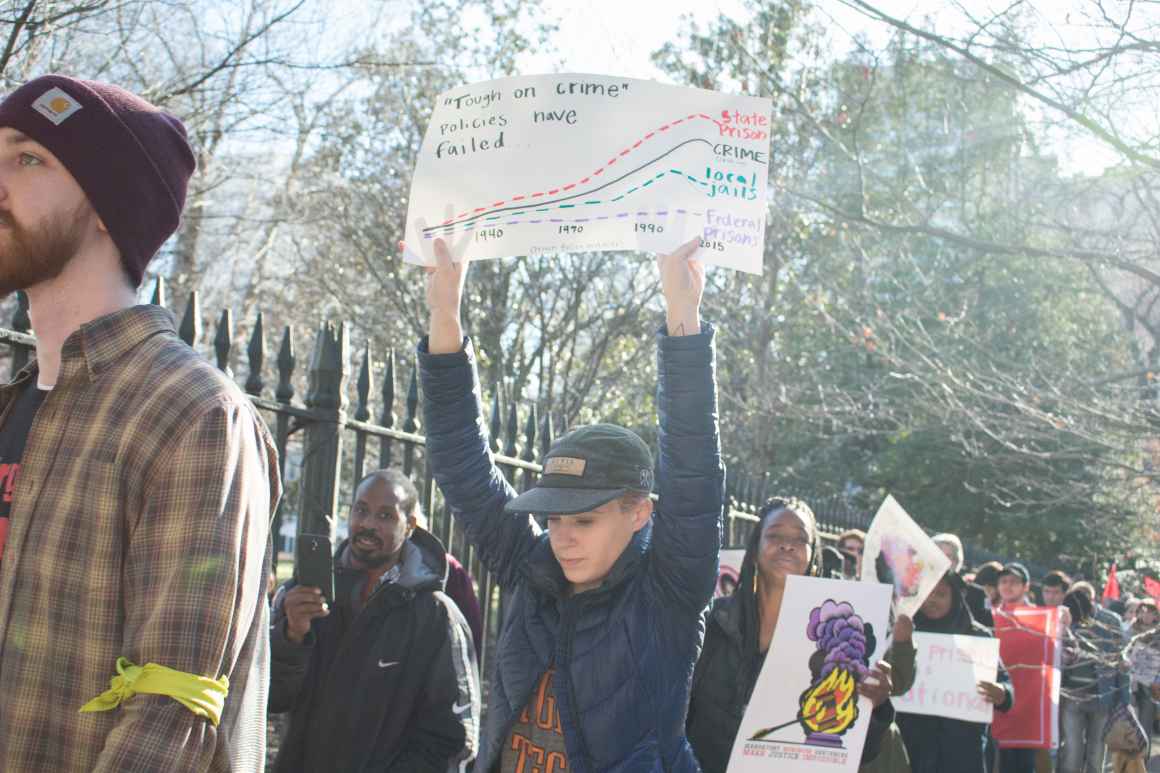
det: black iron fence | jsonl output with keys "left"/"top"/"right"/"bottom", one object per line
{"left": 0, "top": 282, "right": 878, "bottom": 678}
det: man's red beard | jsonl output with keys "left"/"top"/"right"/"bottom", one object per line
{"left": 0, "top": 201, "right": 92, "bottom": 297}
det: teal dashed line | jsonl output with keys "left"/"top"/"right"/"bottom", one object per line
{"left": 437, "top": 169, "right": 711, "bottom": 234}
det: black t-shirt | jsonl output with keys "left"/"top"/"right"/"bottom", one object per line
{"left": 0, "top": 382, "right": 48, "bottom": 556}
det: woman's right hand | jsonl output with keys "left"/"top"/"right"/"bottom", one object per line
{"left": 404, "top": 238, "right": 468, "bottom": 354}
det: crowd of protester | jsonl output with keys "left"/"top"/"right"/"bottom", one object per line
{"left": 0, "top": 71, "right": 1155, "bottom": 773}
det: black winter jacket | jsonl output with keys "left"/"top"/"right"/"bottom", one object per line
{"left": 686, "top": 540, "right": 895, "bottom": 773}
{"left": 897, "top": 573, "right": 1013, "bottom": 773}
{"left": 269, "top": 529, "right": 479, "bottom": 773}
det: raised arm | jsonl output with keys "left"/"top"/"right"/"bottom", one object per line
{"left": 417, "top": 239, "right": 541, "bottom": 587}
{"left": 647, "top": 239, "right": 725, "bottom": 612}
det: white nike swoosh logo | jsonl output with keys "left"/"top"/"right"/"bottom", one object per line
{"left": 378, "top": 660, "right": 400, "bottom": 669}
{"left": 452, "top": 702, "right": 472, "bottom": 715}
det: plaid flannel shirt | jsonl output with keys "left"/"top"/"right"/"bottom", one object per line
{"left": 0, "top": 305, "right": 280, "bottom": 772}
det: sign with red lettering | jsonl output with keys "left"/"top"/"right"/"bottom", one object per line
{"left": 991, "top": 606, "right": 1061, "bottom": 749}
{"left": 403, "top": 74, "right": 773, "bottom": 274}
{"left": 896, "top": 632, "right": 999, "bottom": 723}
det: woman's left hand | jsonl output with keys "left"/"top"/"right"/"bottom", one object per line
{"left": 859, "top": 661, "right": 893, "bottom": 708}
{"left": 977, "top": 680, "right": 1006, "bottom": 705}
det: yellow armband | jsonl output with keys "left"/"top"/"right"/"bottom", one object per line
{"left": 79, "top": 657, "right": 229, "bottom": 726}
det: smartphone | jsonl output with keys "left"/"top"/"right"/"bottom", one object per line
{"left": 296, "top": 533, "right": 334, "bottom": 603}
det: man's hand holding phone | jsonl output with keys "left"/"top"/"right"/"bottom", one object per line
{"left": 283, "top": 586, "right": 329, "bottom": 644}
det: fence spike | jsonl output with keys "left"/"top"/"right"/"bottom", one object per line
{"left": 402, "top": 360, "right": 420, "bottom": 475}
{"left": 179, "top": 291, "right": 202, "bottom": 347}
{"left": 732, "top": 469, "right": 747, "bottom": 512}
{"left": 522, "top": 405, "right": 537, "bottom": 464}
{"left": 403, "top": 360, "right": 420, "bottom": 434}
{"left": 380, "top": 348, "right": 397, "bottom": 428}
{"left": 214, "top": 308, "right": 233, "bottom": 376}
{"left": 488, "top": 390, "right": 502, "bottom": 453}
{"left": 539, "top": 411, "right": 553, "bottom": 459}
{"left": 355, "top": 344, "right": 372, "bottom": 422}
{"left": 276, "top": 326, "right": 296, "bottom": 404}
{"left": 379, "top": 348, "right": 397, "bottom": 467}
{"left": 305, "top": 322, "right": 349, "bottom": 412}
{"left": 245, "top": 312, "right": 265, "bottom": 396}
{"left": 150, "top": 277, "right": 167, "bottom": 308}
{"left": 504, "top": 399, "right": 519, "bottom": 459}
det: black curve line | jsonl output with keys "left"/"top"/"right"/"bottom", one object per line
{"left": 421, "top": 137, "right": 716, "bottom": 234}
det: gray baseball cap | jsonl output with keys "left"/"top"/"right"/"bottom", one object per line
{"left": 504, "top": 423, "right": 654, "bottom": 515}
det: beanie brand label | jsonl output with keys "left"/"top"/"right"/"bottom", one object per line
{"left": 545, "top": 457, "right": 586, "bottom": 477}
{"left": 32, "top": 88, "right": 82, "bottom": 126}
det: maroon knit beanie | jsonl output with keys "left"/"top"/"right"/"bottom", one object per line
{"left": 0, "top": 75, "right": 196, "bottom": 287}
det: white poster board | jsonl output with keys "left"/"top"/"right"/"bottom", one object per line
{"left": 860, "top": 495, "right": 950, "bottom": 618}
{"left": 896, "top": 632, "right": 1000, "bottom": 724}
{"left": 717, "top": 549, "right": 747, "bottom": 598}
{"left": 403, "top": 74, "right": 773, "bottom": 273}
{"left": 727, "top": 576, "right": 893, "bottom": 773}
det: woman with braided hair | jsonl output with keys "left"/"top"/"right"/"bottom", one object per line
{"left": 686, "top": 496, "right": 912, "bottom": 772}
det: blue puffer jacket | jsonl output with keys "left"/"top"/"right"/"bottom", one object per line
{"left": 419, "top": 325, "right": 724, "bottom": 773}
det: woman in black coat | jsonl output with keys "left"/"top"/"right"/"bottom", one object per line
{"left": 686, "top": 497, "right": 899, "bottom": 773}
{"left": 897, "top": 572, "right": 1013, "bottom": 773}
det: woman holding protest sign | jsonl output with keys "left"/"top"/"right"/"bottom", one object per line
{"left": 897, "top": 572, "right": 1013, "bottom": 773}
{"left": 686, "top": 496, "right": 908, "bottom": 773}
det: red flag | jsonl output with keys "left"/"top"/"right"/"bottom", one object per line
{"left": 1103, "top": 562, "right": 1121, "bottom": 601}
{"left": 1145, "top": 576, "right": 1160, "bottom": 602}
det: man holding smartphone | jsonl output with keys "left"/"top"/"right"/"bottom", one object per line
{"left": 269, "top": 468, "right": 479, "bottom": 773}
{"left": 418, "top": 236, "right": 724, "bottom": 772}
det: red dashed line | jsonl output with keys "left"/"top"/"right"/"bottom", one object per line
{"left": 438, "top": 112, "right": 720, "bottom": 225}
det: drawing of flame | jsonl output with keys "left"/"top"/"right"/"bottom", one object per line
{"left": 799, "top": 666, "right": 858, "bottom": 736}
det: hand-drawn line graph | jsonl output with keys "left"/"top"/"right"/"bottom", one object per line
{"left": 404, "top": 74, "right": 772, "bottom": 273}
{"left": 436, "top": 112, "right": 723, "bottom": 226}
{"left": 425, "top": 170, "right": 709, "bottom": 237}
{"left": 422, "top": 137, "right": 718, "bottom": 234}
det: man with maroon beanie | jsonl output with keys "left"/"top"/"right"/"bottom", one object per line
{"left": 0, "top": 75, "right": 279, "bottom": 771}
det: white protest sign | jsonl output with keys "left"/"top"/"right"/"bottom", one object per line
{"left": 717, "top": 549, "right": 747, "bottom": 598}
{"left": 728, "top": 576, "right": 893, "bottom": 773}
{"left": 860, "top": 495, "right": 951, "bottom": 618}
{"left": 403, "top": 74, "right": 773, "bottom": 274}
{"left": 896, "top": 632, "right": 999, "bottom": 724}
